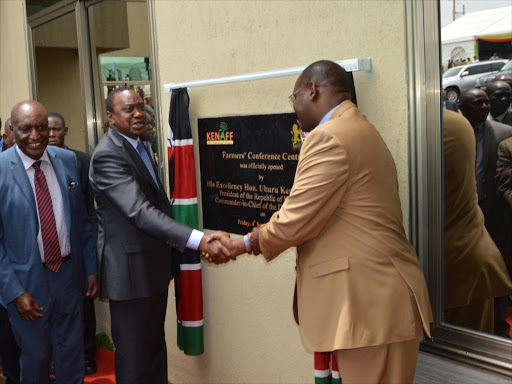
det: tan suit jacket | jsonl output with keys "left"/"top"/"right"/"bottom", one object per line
{"left": 259, "top": 101, "right": 433, "bottom": 352}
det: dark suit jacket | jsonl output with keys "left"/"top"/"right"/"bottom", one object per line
{"left": 496, "top": 136, "right": 512, "bottom": 276}
{"left": 501, "top": 109, "right": 512, "bottom": 127}
{"left": 89, "top": 128, "right": 192, "bottom": 301}
{"left": 69, "top": 149, "right": 98, "bottom": 235}
{"left": 479, "top": 120, "right": 512, "bottom": 257}
{"left": 445, "top": 101, "right": 458, "bottom": 112}
{"left": 0, "top": 146, "right": 97, "bottom": 308}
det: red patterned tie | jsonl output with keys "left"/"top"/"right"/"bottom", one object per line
{"left": 32, "top": 161, "right": 62, "bottom": 272}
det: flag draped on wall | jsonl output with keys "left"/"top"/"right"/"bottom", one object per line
{"left": 315, "top": 352, "right": 341, "bottom": 384}
{"left": 168, "top": 88, "right": 204, "bottom": 355}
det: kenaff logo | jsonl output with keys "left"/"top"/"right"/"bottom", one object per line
{"left": 206, "top": 122, "right": 234, "bottom": 145}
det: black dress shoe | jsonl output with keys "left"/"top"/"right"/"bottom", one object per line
{"left": 84, "top": 360, "right": 97, "bottom": 375}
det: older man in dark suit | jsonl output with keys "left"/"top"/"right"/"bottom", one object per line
{"left": 89, "top": 87, "right": 230, "bottom": 383}
{"left": 459, "top": 88, "right": 512, "bottom": 338}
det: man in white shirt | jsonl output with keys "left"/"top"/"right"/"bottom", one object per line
{"left": 0, "top": 100, "right": 98, "bottom": 383}
{"left": 89, "top": 87, "right": 230, "bottom": 383}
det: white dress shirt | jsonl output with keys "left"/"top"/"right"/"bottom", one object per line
{"left": 116, "top": 131, "right": 204, "bottom": 250}
{"left": 16, "top": 145, "right": 71, "bottom": 262}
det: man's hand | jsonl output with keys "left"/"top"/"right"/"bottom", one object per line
{"left": 14, "top": 292, "right": 44, "bottom": 321}
{"left": 250, "top": 227, "right": 261, "bottom": 255}
{"left": 208, "top": 233, "right": 247, "bottom": 259}
{"left": 86, "top": 274, "right": 99, "bottom": 299}
{"left": 199, "top": 232, "right": 232, "bottom": 264}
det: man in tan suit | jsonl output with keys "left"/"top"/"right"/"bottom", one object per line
{"left": 208, "top": 60, "right": 433, "bottom": 383}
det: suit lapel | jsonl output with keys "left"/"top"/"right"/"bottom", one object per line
{"left": 482, "top": 121, "right": 493, "bottom": 176}
{"left": 109, "top": 128, "right": 160, "bottom": 192}
{"left": 48, "top": 149, "right": 71, "bottom": 238}
{"left": 10, "top": 150, "right": 37, "bottom": 215}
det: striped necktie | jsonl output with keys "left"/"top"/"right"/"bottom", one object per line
{"left": 32, "top": 161, "right": 62, "bottom": 272}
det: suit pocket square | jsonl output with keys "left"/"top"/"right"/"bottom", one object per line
{"left": 309, "top": 257, "right": 349, "bottom": 278}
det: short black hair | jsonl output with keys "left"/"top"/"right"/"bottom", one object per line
{"left": 299, "top": 60, "right": 350, "bottom": 95}
{"left": 106, "top": 86, "right": 135, "bottom": 113}
{"left": 47, "top": 112, "right": 66, "bottom": 127}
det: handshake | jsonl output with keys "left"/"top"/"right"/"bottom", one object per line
{"left": 197, "top": 228, "right": 261, "bottom": 264}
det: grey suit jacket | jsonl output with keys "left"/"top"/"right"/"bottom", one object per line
{"left": 479, "top": 120, "right": 512, "bottom": 256}
{"left": 89, "top": 128, "right": 193, "bottom": 300}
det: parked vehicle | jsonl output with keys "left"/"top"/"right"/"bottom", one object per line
{"left": 442, "top": 59, "right": 508, "bottom": 101}
{"left": 476, "top": 60, "right": 512, "bottom": 91}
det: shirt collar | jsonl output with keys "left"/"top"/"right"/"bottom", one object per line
{"left": 475, "top": 121, "right": 484, "bottom": 133}
{"left": 319, "top": 104, "right": 341, "bottom": 125}
{"left": 116, "top": 130, "right": 140, "bottom": 149}
{"left": 15, "top": 145, "right": 50, "bottom": 171}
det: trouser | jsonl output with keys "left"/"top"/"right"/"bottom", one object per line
{"left": 83, "top": 296, "right": 97, "bottom": 362}
{"left": 8, "top": 261, "right": 84, "bottom": 384}
{"left": 0, "top": 304, "right": 20, "bottom": 384}
{"left": 110, "top": 289, "right": 168, "bottom": 384}
{"left": 445, "top": 297, "right": 494, "bottom": 334}
{"left": 494, "top": 296, "right": 511, "bottom": 338}
{"left": 333, "top": 293, "right": 422, "bottom": 384}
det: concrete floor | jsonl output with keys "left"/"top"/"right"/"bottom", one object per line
{"left": 414, "top": 352, "right": 511, "bottom": 384}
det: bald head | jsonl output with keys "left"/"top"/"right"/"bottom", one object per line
{"left": 292, "top": 60, "right": 352, "bottom": 132}
{"left": 298, "top": 60, "right": 351, "bottom": 96}
{"left": 2, "top": 118, "right": 15, "bottom": 149}
{"left": 10, "top": 100, "right": 49, "bottom": 159}
{"left": 458, "top": 88, "right": 490, "bottom": 127}
{"left": 486, "top": 81, "right": 512, "bottom": 118}
{"left": 493, "top": 74, "right": 512, "bottom": 89}
{"left": 11, "top": 100, "right": 47, "bottom": 126}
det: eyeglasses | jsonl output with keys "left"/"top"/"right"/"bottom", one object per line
{"left": 288, "top": 84, "right": 308, "bottom": 103}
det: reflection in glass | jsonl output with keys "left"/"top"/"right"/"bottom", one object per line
{"left": 26, "top": 0, "right": 64, "bottom": 17}
{"left": 33, "top": 11, "right": 88, "bottom": 152}
{"left": 441, "top": 0, "right": 512, "bottom": 339}
{"left": 443, "top": 109, "right": 512, "bottom": 333}
{"left": 87, "top": 0, "right": 154, "bottom": 135}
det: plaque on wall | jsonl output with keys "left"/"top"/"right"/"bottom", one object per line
{"left": 198, "top": 113, "right": 301, "bottom": 235}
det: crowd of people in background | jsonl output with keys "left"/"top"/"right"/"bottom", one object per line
{"left": 446, "top": 53, "right": 504, "bottom": 70}
{"left": 443, "top": 73, "right": 512, "bottom": 337}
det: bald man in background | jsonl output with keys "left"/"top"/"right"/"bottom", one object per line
{"left": 3, "top": 118, "right": 16, "bottom": 150}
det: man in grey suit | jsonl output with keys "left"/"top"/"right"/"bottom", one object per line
{"left": 89, "top": 87, "right": 230, "bottom": 383}
{"left": 486, "top": 81, "right": 512, "bottom": 127}
{"left": 459, "top": 88, "right": 512, "bottom": 337}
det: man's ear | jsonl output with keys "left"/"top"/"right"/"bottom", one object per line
{"left": 106, "top": 111, "right": 115, "bottom": 127}
{"left": 309, "top": 81, "right": 319, "bottom": 100}
{"left": 64, "top": 126, "right": 69, "bottom": 136}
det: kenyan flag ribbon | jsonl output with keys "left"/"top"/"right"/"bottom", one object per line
{"left": 168, "top": 88, "right": 204, "bottom": 355}
{"left": 315, "top": 352, "right": 341, "bottom": 384}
